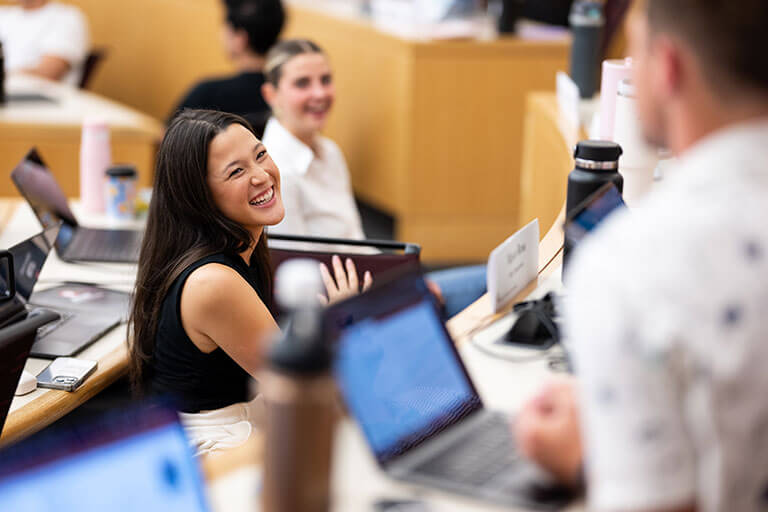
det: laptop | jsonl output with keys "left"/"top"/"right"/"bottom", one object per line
{"left": 325, "top": 272, "right": 573, "bottom": 509}
{"left": 0, "top": 226, "right": 129, "bottom": 358}
{"left": 0, "top": 404, "right": 211, "bottom": 511}
{"left": 0, "top": 298, "right": 59, "bottom": 437}
{"left": 10, "top": 148, "right": 142, "bottom": 263}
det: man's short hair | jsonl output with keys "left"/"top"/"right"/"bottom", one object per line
{"left": 225, "top": 0, "right": 285, "bottom": 56}
{"left": 646, "top": 0, "right": 768, "bottom": 96}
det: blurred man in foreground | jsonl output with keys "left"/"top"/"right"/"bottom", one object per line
{"left": 516, "top": 1, "right": 768, "bottom": 511}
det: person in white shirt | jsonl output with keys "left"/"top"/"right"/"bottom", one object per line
{"left": 0, "top": 0, "right": 89, "bottom": 85}
{"left": 514, "top": 1, "right": 768, "bottom": 511}
{"left": 261, "top": 39, "right": 487, "bottom": 317}
{"left": 261, "top": 39, "right": 365, "bottom": 242}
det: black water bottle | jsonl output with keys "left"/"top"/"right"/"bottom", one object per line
{"left": 564, "top": 140, "right": 623, "bottom": 265}
{"left": 569, "top": 1, "right": 604, "bottom": 98}
{"left": 0, "top": 42, "right": 6, "bottom": 106}
{"left": 498, "top": 0, "right": 522, "bottom": 33}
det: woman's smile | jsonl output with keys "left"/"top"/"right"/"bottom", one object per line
{"left": 250, "top": 186, "right": 276, "bottom": 208}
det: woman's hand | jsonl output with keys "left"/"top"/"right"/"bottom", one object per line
{"left": 319, "top": 255, "right": 373, "bottom": 305}
{"left": 514, "top": 376, "right": 583, "bottom": 487}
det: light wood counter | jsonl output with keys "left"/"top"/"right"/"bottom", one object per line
{"left": 519, "top": 92, "right": 587, "bottom": 240}
{"left": 0, "top": 76, "right": 163, "bottom": 197}
{"left": 284, "top": 4, "right": 569, "bottom": 262}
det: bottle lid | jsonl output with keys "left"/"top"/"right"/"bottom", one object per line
{"left": 269, "top": 308, "right": 331, "bottom": 375}
{"left": 574, "top": 140, "right": 623, "bottom": 162}
{"left": 105, "top": 164, "right": 137, "bottom": 178}
{"left": 274, "top": 259, "right": 323, "bottom": 309}
{"left": 569, "top": 1, "right": 604, "bottom": 27}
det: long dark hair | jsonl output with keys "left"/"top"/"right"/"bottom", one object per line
{"left": 129, "top": 109, "right": 273, "bottom": 391}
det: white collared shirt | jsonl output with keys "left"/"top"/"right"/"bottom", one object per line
{"left": 0, "top": 2, "right": 89, "bottom": 86}
{"left": 262, "top": 117, "right": 365, "bottom": 242}
{"left": 565, "top": 118, "right": 768, "bottom": 512}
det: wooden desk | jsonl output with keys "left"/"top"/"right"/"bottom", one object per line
{"left": 0, "top": 75, "right": 163, "bottom": 198}
{"left": 0, "top": 200, "right": 135, "bottom": 447}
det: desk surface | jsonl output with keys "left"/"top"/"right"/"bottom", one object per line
{"left": 0, "top": 200, "right": 137, "bottom": 447}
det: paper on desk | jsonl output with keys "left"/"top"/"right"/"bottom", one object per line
{"left": 486, "top": 219, "right": 539, "bottom": 313}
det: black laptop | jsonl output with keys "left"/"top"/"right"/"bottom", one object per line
{"left": 325, "top": 272, "right": 572, "bottom": 509}
{"left": 10, "top": 148, "right": 142, "bottom": 263}
{"left": 0, "top": 226, "right": 129, "bottom": 358}
{"left": 0, "top": 267, "right": 59, "bottom": 437}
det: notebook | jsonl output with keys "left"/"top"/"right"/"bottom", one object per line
{"left": 10, "top": 148, "right": 142, "bottom": 263}
{"left": 324, "top": 271, "right": 572, "bottom": 509}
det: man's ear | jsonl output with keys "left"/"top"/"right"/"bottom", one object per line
{"left": 652, "top": 35, "right": 684, "bottom": 101}
{"left": 233, "top": 28, "right": 250, "bottom": 54}
{"left": 262, "top": 82, "right": 276, "bottom": 107}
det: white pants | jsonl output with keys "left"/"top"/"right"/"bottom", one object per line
{"left": 178, "top": 396, "right": 265, "bottom": 456}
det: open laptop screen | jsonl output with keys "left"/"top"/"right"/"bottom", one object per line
{"left": 328, "top": 275, "right": 481, "bottom": 465}
{"left": 3, "top": 224, "right": 60, "bottom": 301}
{"left": 0, "top": 405, "right": 210, "bottom": 511}
{"left": 10, "top": 150, "right": 79, "bottom": 254}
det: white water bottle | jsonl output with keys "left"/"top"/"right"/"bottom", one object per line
{"left": 613, "top": 79, "right": 658, "bottom": 205}
{"left": 80, "top": 118, "right": 111, "bottom": 213}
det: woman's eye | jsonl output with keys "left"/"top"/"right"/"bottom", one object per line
{"left": 256, "top": 150, "right": 267, "bottom": 160}
{"left": 228, "top": 168, "right": 243, "bottom": 179}
{"left": 295, "top": 77, "right": 310, "bottom": 88}
{"left": 321, "top": 74, "right": 332, "bottom": 86}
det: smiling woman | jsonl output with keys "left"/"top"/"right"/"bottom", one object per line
{"left": 128, "top": 109, "right": 367, "bottom": 455}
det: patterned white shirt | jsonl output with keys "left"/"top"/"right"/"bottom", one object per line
{"left": 565, "top": 119, "right": 768, "bottom": 512}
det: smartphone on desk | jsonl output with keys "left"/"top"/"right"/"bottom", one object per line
{"left": 37, "top": 357, "right": 97, "bottom": 392}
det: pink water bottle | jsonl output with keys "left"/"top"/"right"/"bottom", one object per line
{"left": 599, "top": 58, "right": 633, "bottom": 140}
{"left": 80, "top": 118, "right": 111, "bottom": 213}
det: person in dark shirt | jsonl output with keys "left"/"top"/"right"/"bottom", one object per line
{"left": 169, "top": 0, "right": 285, "bottom": 134}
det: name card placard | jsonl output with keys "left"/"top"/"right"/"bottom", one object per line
{"left": 486, "top": 219, "right": 539, "bottom": 313}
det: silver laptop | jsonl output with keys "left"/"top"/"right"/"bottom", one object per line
{"left": 1, "top": 226, "right": 129, "bottom": 358}
{"left": 10, "top": 148, "right": 142, "bottom": 263}
{"left": 325, "top": 272, "right": 573, "bottom": 510}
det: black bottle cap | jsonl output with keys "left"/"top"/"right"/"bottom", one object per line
{"left": 105, "top": 164, "right": 137, "bottom": 178}
{"left": 574, "top": 140, "right": 623, "bottom": 162}
{"left": 269, "top": 308, "right": 332, "bottom": 375}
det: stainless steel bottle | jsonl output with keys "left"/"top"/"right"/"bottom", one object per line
{"left": 261, "top": 260, "right": 337, "bottom": 512}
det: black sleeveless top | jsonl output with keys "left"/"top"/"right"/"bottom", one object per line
{"left": 149, "top": 252, "right": 265, "bottom": 413}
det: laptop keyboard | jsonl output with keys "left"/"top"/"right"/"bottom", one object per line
{"left": 413, "top": 413, "right": 517, "bottom": 487}
{"left": 36, "top": 310, "right": 75, "bottom": 339}
{"left": 66, "top": 229, "right": 141, "bottom": 262}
